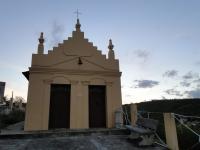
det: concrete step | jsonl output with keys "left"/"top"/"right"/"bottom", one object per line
{"left": 0, "top": 128, "right": 130, "bottom": 139}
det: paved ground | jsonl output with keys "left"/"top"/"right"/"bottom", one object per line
{"left": 0, "top": 122, "right": 166, "bottom": 150}
{"left": 0, "top": 121, "right": 24, "bottom": 134}
{"left": 0, "top": 134, "right": 165, "bottom": 150}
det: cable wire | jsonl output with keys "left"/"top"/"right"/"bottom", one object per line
{"left": 174, "top": 115, "right": 200, "bottom": 142}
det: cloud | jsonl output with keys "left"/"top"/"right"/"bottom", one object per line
{"left": 161, "top": 96, "right": 166, "bottom": 99}
{"left": 178, "top": 77, "right": 200, "bottom": 89}
{"left": 180, "top": 81, "right": 191, "bottom": 87}
{"left": 183, "top": 71, "right": 199, "bottom": 80}
{"left": 185, "top": 89, "right": 200, "bottom": 98}
{"left": 164, "top": 89, "right": 183, "bottom": 97}
{"left": 193, "top": 79, "right": 200, "bottom": 88}
{"left": 193, "top": 78, "right": 200, "bottom": 84}
{"left": 134, "top": 80, "right": 159, "bottom": 88}
{"left": 134, "top": 49, "right": 150, "bottom": 62}
{"left": 163, "top": 70, "right": 178, "bottom": 78}
{"left": 50, "top": 21, "right": 65, "bottom": 47}
{"left": 195, "top": 61, "right": 200, "bottom": 66}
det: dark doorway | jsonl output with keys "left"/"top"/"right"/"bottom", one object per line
{"left": 89, "top": 85, "right": 106, "bottom": 128}
{"left": 49, "top": 84, "right": 70, "bottom": 129}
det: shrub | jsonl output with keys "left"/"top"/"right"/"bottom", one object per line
{"left": 0, "top": 109, "right": 25, "bottom": 129}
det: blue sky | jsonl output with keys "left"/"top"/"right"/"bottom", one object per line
{"left": 0, "top": 0, "right": 200, "bottom": 103}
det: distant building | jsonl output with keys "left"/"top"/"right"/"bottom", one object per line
{"left": 0, "top": 82, "right": 6, "bottom": 101}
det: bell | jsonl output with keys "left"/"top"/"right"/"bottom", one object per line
{"left": 78, "top": 57, "right": 83, "bottom": 65}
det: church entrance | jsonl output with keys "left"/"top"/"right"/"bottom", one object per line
{"left": 89, "top": 85, "right": 106, "bottom": 128}
{"left": 49, "top": 84, "right": 70, "bottom": 129}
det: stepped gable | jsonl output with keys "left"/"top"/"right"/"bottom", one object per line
{"left": 31, "top": 19, "right": 120, "bottom": 72}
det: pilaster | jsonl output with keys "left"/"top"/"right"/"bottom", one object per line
{"left": 42, "top": 79, "right": 53, "bottom": 130}
{"left": 105, "top": 81, "right": 113, "bottom": 128}
{"left": 70, "top": 80, "right": 79, "bottom": 128}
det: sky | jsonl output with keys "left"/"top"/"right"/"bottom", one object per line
{"left": 0, "top": 0, "right": 200, "bottom": 104}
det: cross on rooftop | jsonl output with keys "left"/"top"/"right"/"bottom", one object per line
{"left": 74, "top": 9, "right": 81, "bottom": 19}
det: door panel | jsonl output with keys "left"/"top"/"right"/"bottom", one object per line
{"left": 49, "top": 84, "right": 70, "bottom": 129}
{"left": 89, "top": 85, "right": 106, "bottom": 128}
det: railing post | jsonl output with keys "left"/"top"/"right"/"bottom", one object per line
{"left": 115, "top": 107, "right": 123, "bottom": 128}
{"left": 130, "top": 103, "right": 137, "bottom": 126}
{"left": 164, "top": 113, "right": 179, "bottom": 150}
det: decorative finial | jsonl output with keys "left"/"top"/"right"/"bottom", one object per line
{"left": 76, "top": 19, "right": 81, "bottom": 30}
{"left": 37, "top": 32, "right": 44, "bottom": 54}
{"left": 108, "top": 39, "right": 115, "bottom": 59}
{"left": 108, "top": 39, "right": 114, "bottom": 50}
{"left": 38, "top": 32, "right": 44, "bottom": 44}
{"left": 74, "top": 9, "right": 82, "bottom": 31}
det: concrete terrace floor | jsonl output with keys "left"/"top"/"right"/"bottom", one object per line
{"left": 0, "top": 134, "right": 166, "bottom": 150}
{"left": 0, "top": 124, "right": 166, "bottom": 150}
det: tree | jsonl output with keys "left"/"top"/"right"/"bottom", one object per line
{"left": 0, "top": 96, "right": 8, "bottom": 103}
{"left": 14, "top": 96, "right": 25, "bottom": 103}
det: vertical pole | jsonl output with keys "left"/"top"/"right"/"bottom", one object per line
{"left": 164, "top": 113, "right": 179, "bottom": 150}
{"left": 130, "top": 103, "right": 137, "bottom": 126}
{"left": 19, "top": 99, "right": 23, "bottom": 110}
{"left": 147, "top": 112, "right": 150, "bottom": 119}
{"left": 10, "top": 91, "right": 13, "bottom": 111}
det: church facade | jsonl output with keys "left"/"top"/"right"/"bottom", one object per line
{"left": 23, "top": 19, "right": 122, "bottom": 131}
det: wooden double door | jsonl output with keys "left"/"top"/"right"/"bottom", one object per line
{"left": 49, "top": 84, "right": 106, "bottom": 129}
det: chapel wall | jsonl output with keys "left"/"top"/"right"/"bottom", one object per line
{"left": 24, "top": 73, "right": 122, "bottom": 131}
